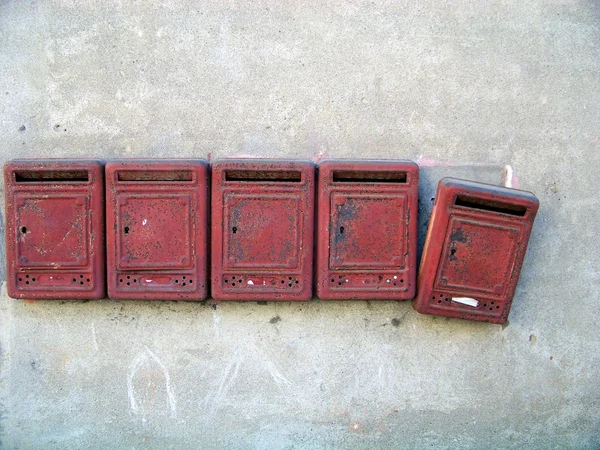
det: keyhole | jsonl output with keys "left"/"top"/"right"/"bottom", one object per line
{"left": 124, "top": 226, "right": 129, "bottom": 234}
{"left": 450, "top": 248, "right": 456, "bottom": 255}
{"left": 20, "top": 226, "right": 27, "bottom": 234}
{"left": 340, "top": 226, "right": 344, "bottom": 234}
{"left": 232, "top": 226, "right": 237, "bottom": 234}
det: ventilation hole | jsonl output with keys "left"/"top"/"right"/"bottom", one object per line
{"left": 175, "top": 279, "right": 179, "bottom": 283}
{"left": 340, "top": 226, "right": 344, "bottom": 234}
{"left": 189, "top": 279, "right": 193, "bottom": 284}
{"left": 339, "top": 275, "right": 343, "bottom": 279}
{"left": 80, "top": 275, "right": 83, "bottom": 278}
{"left": 119, "top": 279, "right": 123, "bottom": 282}
{"left": 232, "top": 283, "right": 236, "bottom": 287}
{"left": 133, "top": 279, "right": 137, "bottom": 283}
{"left": 400, "top": 279, "right": 404, "bottom": 283}
{"left": 432, "top": 296, "right": 435, "bottom": 300}
{"left": 26, "top": 281, "right": 29, "bottom": 285}
{"left": 183, "top": 276, "right": 186, "bottom": 280}
{"left": 224, "top": 279, "right": 228, "bottom": 283}
{"left": 26, "top": 275, "right": 29, "bottom": 278}
{"left": 288, "top": 277, "right": 292, "bottom": 280}
{"left": 72, "top": 278, "right": 77, "bottom": 282}
{"left": 288, "top": 283, "right": 292, "bottom": 287}
{"left": 295, "top": 280, "right": 298, "bottom": 284}
{"left": 232, "top": 276, "right": 236, "bottom": 280}
{"left": 127, "top": 276, "right": 130, "bottom": 279}
{"left": 20, "top": 226, "right": 27, "bottom": 233}
{"left": 491, "top": 301, "right": 495, "bottom": 305}
{"left": 393, "top": 282, "right": 397, "bottom": 286}
{"left": 127, "top": 282, "right": 130, "bottom": 286}
{"left": 232, "top": 226, "right": 237, "bottom": 234}
{"left": 331, "top": 278, "right": 335, "bottom": 283}
{"left": 124, "top": 226, "right": 129, "bottom": 234}
{"left": 18, "top": 277, "right": 22, "bottom": 281}
{"left": 338, "top": 282, "right": 342, "bottom": 286}
{"left": 445, "top": 297, "right": 449, "bottom": 302}
{"left": 496, "top": 306, "right": 500, "bottom": 309}
{"left": 80, "top": 281, "right": 84, "bottom": 285}
{"left": 483, "top": 304, "right": 488, "bottom": 308}
{"left": 378, "top": 275, "right": 383, "bottom": 281}
{"left": 438, "top": 300, "right": 442, "bottom": 304}
{"left": 439, "top": 294, "right": 443, "bottom": 298}
{"left": 281, "top": 280, "right": 285, "bottom": 284}
{"left": 32, "top": 278, "right": 36, "bottom": 281}
{"left": 182, "top": 282, "right": 186, "bottom": 286}
{"left": 489, "top": 307, "right": 493, "bottom": 311}
{"left": 87, "top": 278, "right": 90, "bottom": 282}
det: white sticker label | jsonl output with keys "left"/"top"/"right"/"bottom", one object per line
{"left": 451, "top": 297, "right": 479, "bottom": 307}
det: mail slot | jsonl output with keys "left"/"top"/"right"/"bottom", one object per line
{"left": 105, "top": 160, "right": 208, "bottom": 300}
{"left": 4, "top": 159, "right": 106, "bottom": 299}
{"left": 413, "top": 178, "right": 539, "bottom": 324}
{"left": 316, "top": 160, "right": 419, "bottom": 300}
{"left": 211, "top": 160, "right": 315, "bottom": 301}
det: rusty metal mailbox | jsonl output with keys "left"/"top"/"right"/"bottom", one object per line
{"left": 4, "top": 159, "right": 106, "bottom": 299}
{"left": 106, "top": 160, "right": 208, "bottom": 300}
{"left": 316, "top": 161, "right": 419, "bottom": 300}
{"left": 211, "top": 160, "right": 315, "bottom": 301}
{"left": 413, "top": 178, "right": 539, "bottom": 324}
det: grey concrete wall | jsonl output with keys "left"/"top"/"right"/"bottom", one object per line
{"left": 1, "top": 1, "right": 599, "bottom": 449}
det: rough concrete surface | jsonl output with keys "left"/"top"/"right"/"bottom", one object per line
{"left": 0, "top": 1, "right": 599, "bottom": 449}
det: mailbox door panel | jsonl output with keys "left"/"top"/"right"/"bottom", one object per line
{"left": 329, "top": 193, "right": 407, "bottom": 270}
{"left": 223, "top": 194, "right": 301, "bottom": 269}
{"left": 116, "top": 194, "right": 193, "bottom": 270}
{"left": 434, "top": 217, "right": 522, "bottom": 296}
{"left": 15, "top": 194, "right": 89, "bottom": 268}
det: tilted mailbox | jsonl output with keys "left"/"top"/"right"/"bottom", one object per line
{"left": 413, "top": 178, "right": 539, "bottom": 324}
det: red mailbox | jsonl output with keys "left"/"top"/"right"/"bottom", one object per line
{"left": 316, "top": 161, "right": 419, "bottom": 300}
{"left": 413, "top": 178, "right": 539, "bottom": 324}
{"left": 105, "top": 160, "right": 208, "bottom": 300}
{"left": 4, "top": 159, "right": 105, "bottom": 299}
{"left": 211, "top": 160, "right": 315, "bottom": 301}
